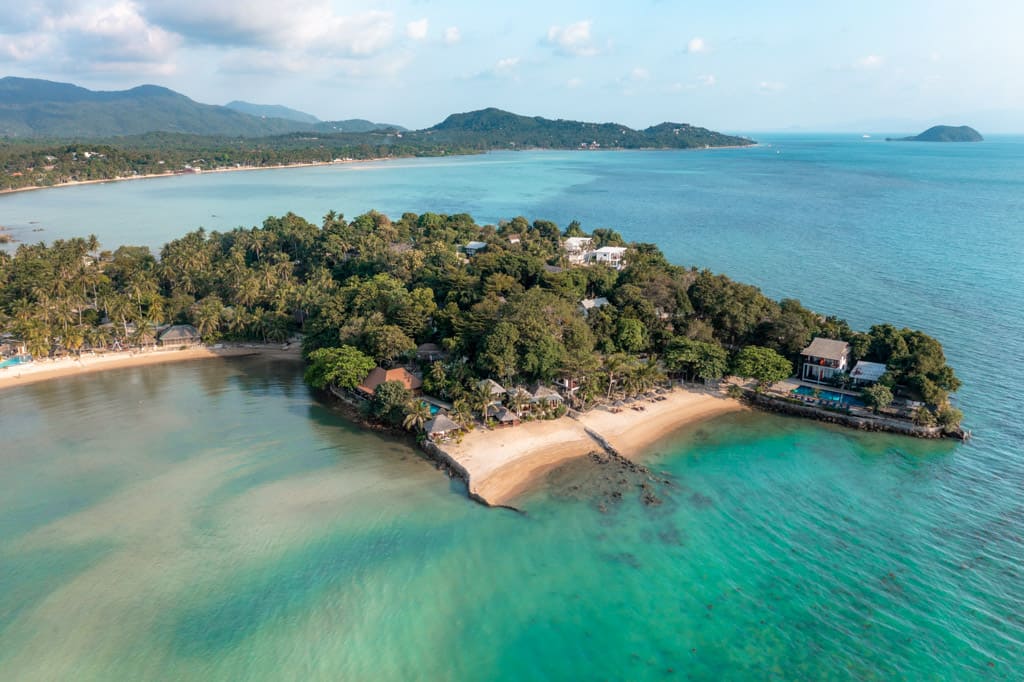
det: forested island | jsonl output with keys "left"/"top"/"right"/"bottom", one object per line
{"left": 889, "top": 125, "right": 983, "bottom": 142}
{"left": 0, "top": 211, "right": 963, "bottom": 442}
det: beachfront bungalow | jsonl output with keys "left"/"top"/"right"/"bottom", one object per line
{"left": 563, "top": 237, "right": 594, "bottom": 264}
{"left": 850, "top": 360, "right": 888, "bottom": 387}
{"left": 579, "top": 297, "right": 610, "bottom": 317}
{"left": 478, "top": 378, "right": 506, "bottom": 400}
{"left": 485, "top": 404, "right": 520, "bottom": 427}
{"left": 800, "top": 337, "right": 850, "bottom": 384}
{"left": 157, "top": 324, "right": 202, "bottom": 347}
{"left": 357, "top": 367, "right": 423, "bottom": 397}
{"left": 424, "top": 413, "right": 461, "bottom": 441}
{"left": 590, "top": 246, "right": 628, "bottom": 270}
{"left": 530, "top": 384, "right": 564, "bottom": 406}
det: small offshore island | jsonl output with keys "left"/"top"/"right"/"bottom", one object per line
{"left": 0, "top": 212, "right": 965, "bottom": 505}
{"left": 888, "top": 125, "right": 984, "bottom": 142}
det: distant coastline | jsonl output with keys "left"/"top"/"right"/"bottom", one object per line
{"left": 0, "top": 145, "right": 757, "bottom": 199}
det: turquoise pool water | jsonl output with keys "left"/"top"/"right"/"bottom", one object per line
{"left": 792, "top": 385, "right": 865, "bottom": 407}
{"left": 0, "top": 355, "right": 29, "bottom": 369}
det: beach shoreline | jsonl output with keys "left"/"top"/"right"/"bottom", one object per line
{"left": 0, "top": 158, "right": 395, "bottom": 197}
{"left": 435, "top": 388, "right": 744, "bottom": 507}
{"left": 0, "top": 344, "right": 300, "bottom": 391}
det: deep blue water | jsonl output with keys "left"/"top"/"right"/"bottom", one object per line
{"left": 1, "top": 136, "right": 1023, "bottom": 679}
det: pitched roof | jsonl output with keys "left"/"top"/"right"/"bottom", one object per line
{"left": 478, "top": 378, "right": 506, "bottom": 395}
{"left": 424, "top": 413, "right": 460, "bottom": 434}
{"left": 486, "top": 404, "right": 519, "bottom": 422}
{"left": 579, "top": 297, "right": 610, "bottom": 311}
{"left": 850, "top": 361, "right": 888, "bottom": 382}
{"left": 158, "top": 324, "right": 201, "bottom": 342}
{"left": 358, "top": 367, "right": 423, "bottom": 395}
{"left": 531, "top": 385, "right": 563, "bottom": 402}
{"left": 464, "top": 241, "right": 488, "bottom": 250}
{"left": 801, "top": 337, "right": 850, "bottom": 360}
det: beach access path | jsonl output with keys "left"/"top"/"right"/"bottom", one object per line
{"left": 0, "top": 344, "right": 300, "bottom": 391}
{"left": 436, "top": 388, "right": 744, "bottom": 507}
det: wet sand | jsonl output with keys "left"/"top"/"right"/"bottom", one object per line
{"left": 0, "top": 344, "right": 300, "bottom": 391}
{"left": 437, "top": 388, "right": 744, "bottom": 506}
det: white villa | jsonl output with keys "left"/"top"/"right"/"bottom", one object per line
{"left": 850, "top": 360, "right": 888, "bottom": 387}
{"left": 590, "top": 246, "right": 628, "bottom": 270}
{"left": 563, "top": 237, "right": 594, "bottom": 264}
{"left": 579, "top": 297, "right": 610, "bottom": 316}
{"left": 800, "top": 337, "right": 850, "bottom": 384}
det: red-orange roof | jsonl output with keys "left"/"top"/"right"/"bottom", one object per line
{"left": 357, "top": 367, "right": 423, "bottom": 395}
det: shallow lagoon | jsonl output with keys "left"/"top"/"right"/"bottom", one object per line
{"left": 2, "top": 137, "right": 1023, "bottom": 678}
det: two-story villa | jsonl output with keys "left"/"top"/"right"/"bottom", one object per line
{"left": 591, "top": 246, "right": 628, "bottom": 270}
{"left": 800, "top": 337, "right": 850, "bottom": 384}
{"left": 563, "top": 237, "right": 594, "bottom": 264}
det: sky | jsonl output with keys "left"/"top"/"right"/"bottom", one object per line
{"left": 2, "top": 0, "right": 1023, "bottom": 132}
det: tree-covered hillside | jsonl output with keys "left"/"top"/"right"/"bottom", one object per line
{"left": 0, "top": 211, "right": 960, "bottom": 429}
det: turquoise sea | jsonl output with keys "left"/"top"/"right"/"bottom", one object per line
{"left": 2, "top": 136, "right": 1023, "bottom": 679}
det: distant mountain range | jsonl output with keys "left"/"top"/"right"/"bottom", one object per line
{"left": 0, "top": 78, "right": 403, "bottom": 138}
{"left": 224, "top": 100, "right": 320, "bottom": 124}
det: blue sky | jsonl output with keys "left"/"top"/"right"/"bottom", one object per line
{"left": 2, "top": 1, "right": 1022, "bottom": 131}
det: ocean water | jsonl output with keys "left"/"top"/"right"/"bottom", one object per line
{"left": 1, "top": 136, "right": 1023, "bottom": 679}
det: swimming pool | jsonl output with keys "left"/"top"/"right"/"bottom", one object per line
{"left": 792, "top": 385, "right": 865, "bottom": 407}
{"left": 0, "top": 355, "right": 30, "bottom": 369}
{"left": 420, "top": 401, "right": 441, "bottom": 415}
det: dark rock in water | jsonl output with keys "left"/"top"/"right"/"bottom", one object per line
{"left": 544, "top": 449, "right": 672, "bottom": 509}
{"left": 888, "top": 125, "right": 983, "bottom": 142}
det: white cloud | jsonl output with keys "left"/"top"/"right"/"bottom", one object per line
{"left": 406, "top": 18, "right": 428, "bottom": 41}
{"left": 495, "top": 57, "right": 519, "bottom": 71}
{"left": 0, "top": 0, "right": 180, "bottom": 73}
{"left": 758, "top": 80, "right": 785, "bottom": 93}
{"left": 545, "top": 19, "right": 599, "bottom": 57}
{"left": 443, "top": 26, "right": 461, "bottom": 45}
{"left": 698, "top": 74, "right": 716, "bottom": 86}
{"left": 857, "top": 54, "right": 884, "bottom": 69}
{"left": 630, "top": 67, "right": 650, "bottom": 81}
{"left": 567, "top": 77, "right": 583, "bottom": 89}
{"left": 142, "top": 1, "right": 395, "bottom": 58}
{"left": 686, "top": 37, "right": 707, "bottom": 54}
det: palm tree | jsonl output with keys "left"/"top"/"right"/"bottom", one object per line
{"left": 603, "top": 353, "right": 634, "bottom": 401}
{"left": 402, "top": 400, "right": 433, "bottom": 432}
{"left": 508, "top": 387, "right": 531, "bottom": 417}
{"left": 470, "top": 382, "right": 496, "bottom": 422}
{"left": 452, "top": 399, "right": 475, "bottom": 430}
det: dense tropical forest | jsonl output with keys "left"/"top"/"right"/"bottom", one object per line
{"left": 0, "top": 211, "right": 962, "bottom": 429}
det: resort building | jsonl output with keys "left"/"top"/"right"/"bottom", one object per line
{"left": 478, "top": 378, "right": 506, "bottom": 401}
{"left": 507, "top": 234, "right": 522, "bottom": 245}
{"left": 462, "top": 241, "right": 488, "bottom": 256}
{"left": 423, "top": 413, "right": 460, "bottom": 442}
{"left": 849, "top": 360, "right": 888, "bottom": 387}
{"left": 800, "top": 337, "right": 851, "bottom": 384}
{"left": 357, "top": 367, "right": 423, "bottom": 397}
{"left": 416, "top": 343, "right": 448, "bottom": 363}
{"left": 530, "top": 385, "right": 564, "bottom": 406}
{"left": 563, "top": 237, "right": 594, "bottom": 264}
{"left": 579, "top": 297, "right": 610, "bottom": 316}
{"left": 485, "top": 403, "right": 520, "bottom": 427}
{"left": 590, "top": 246, "right": 628, "bottom": 269}
{"left": 157, "top": 324, "right": 202, "bottom": 347}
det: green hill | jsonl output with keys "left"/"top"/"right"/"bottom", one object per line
{"left": 0, "top": 77, "right": 319, "bottom": 138}
{"left": 891, "top": 125, "right": 983, "bottom": 142}
{"left": 225, "top": 100, "right": 320, "bottom": 124}
{"left": 415, "top": 108, "right": 752, "bottom": 149}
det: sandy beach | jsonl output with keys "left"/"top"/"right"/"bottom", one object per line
{"left": 0, "top": 158, "right": 392, "bottom": 197}
{"left": 0, "top": 344, "right": 300, "bottom": 391}
{"left": 438, "top": 388, "right": 744, "bottom": 507}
